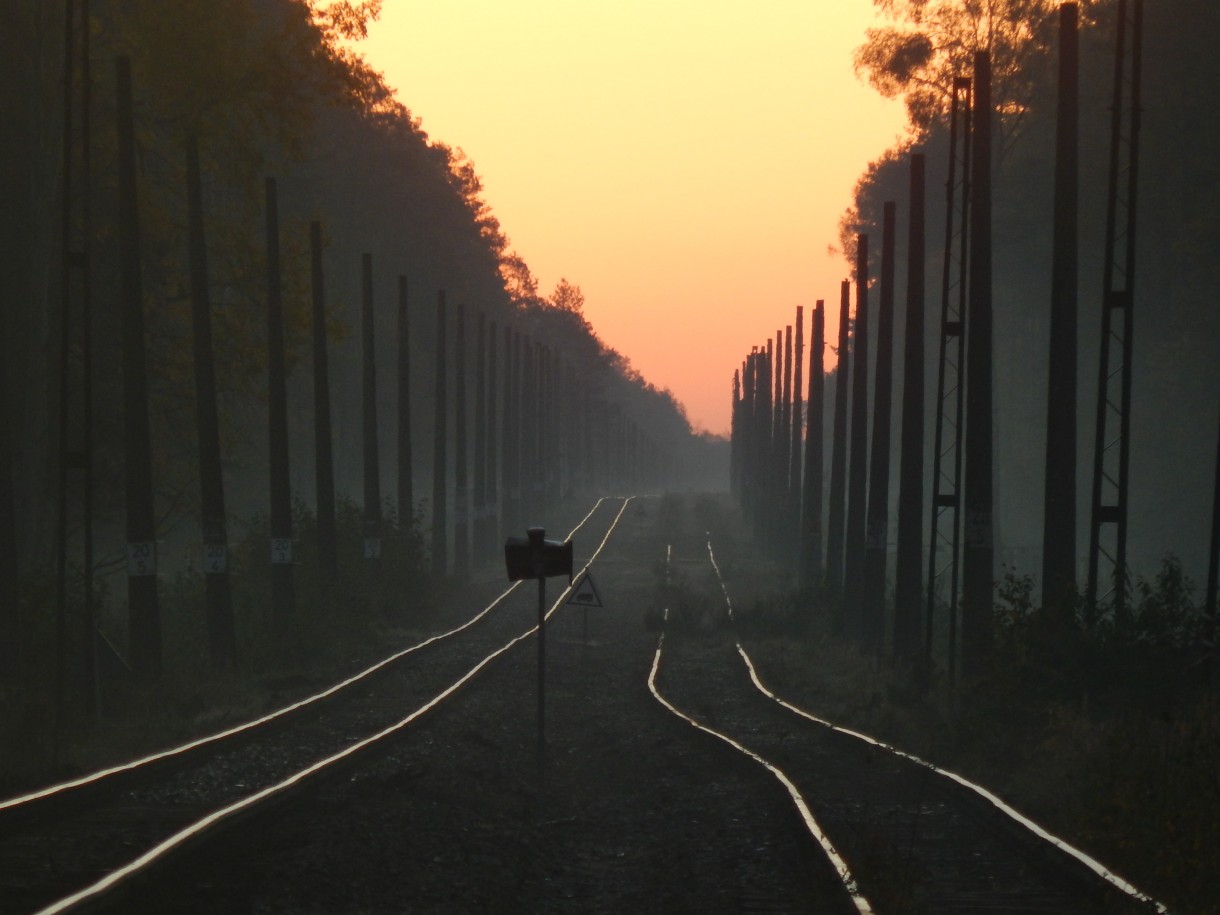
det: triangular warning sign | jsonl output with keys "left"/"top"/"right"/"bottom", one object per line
{"left": 566, "top": 571, "right": 604, "bottom": 607}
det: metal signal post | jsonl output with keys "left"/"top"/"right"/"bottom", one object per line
{"left": 505, "top": 528, "right": 574, "bottom": 784}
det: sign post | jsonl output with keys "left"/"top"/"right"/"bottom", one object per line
{"left": 565, "top": 571, "right": 604, "bottom": 644}
{"left": 505, "top": 527, "right": 573, "bottom": 784}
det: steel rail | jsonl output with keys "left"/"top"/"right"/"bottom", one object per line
{"left": 1, "top": 497, "right": 612, "bottom": 815}
{"left": 704, "top": 535, "right": 1171, "bottom": 915}
{"left": 35, "top": 497, "right": 634, "bottom": 915}
{"left": 647, "top": 546, "right": 873, "bottom": 915}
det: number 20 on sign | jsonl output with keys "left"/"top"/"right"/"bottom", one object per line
{"left": 204, "top": 544, "right": 227, "bottom": 574}
{"left": 271, "top": 539, "right": 293, "bottom": 564}
{"left": 127, "top": 541, "right": 157, "bottom": 577}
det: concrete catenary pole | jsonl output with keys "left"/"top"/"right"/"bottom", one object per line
{"left": 756, "top": 344, "right": 774, "bottom": 544}
{"left": 486, "top": 320, "right": 499, "bottom": 548}
{"left": 790, "top": 307, "right": 805, "bottom": 542}
{"left": 844, "top": 236, "right": 871, "bottom": 639}
{"left": 962, "top": 50, "right": 995, "bottom": 678}
{"left": 741, "top": 353, "right": 758, "bottom": 520}
{"left": 782, "top": 324, "right": 796, "bottom": 561}
{"left": 895, "top": 155, "right": 927, "bottom": 661}
{"left": 186, "top": 136, "right": 235, "bottom": 667}
{"left": 800, "top": 300, "right": 826, "bottom": 591}
{"left": 0, "top": 332, "right": 12, "bottom": 684}
{"left": 782, "top": 324, "right": 794, "bottom": 498}
{"left": 362, "top": 255, "right": 383, "bottom": 569}
{"left": 431, "top": 291, "right": 448, "bottom": 577}
{"left": 773, "top": 332, "right": 786, "bottom": 544}
{"left": 862, "top": 204, "right": 898, "bottom": 654}
{"left": 55, "top": 2, "right": 97, "bottom": 709}
{"left": 1042, "top": 2, "right": 1080, "bottom": 611}
{"left": 731, "top": 369, "right": 742, "bottom": 501}
{"left": 503, "top": 330, "right": 520, "bottom": 536}
{"left": 1206, "top": 408, "right": 1219, "bottom": 684}
{"left": 116, "top": 56, "right": 162, "bottom": 672}
{"left": 312, "top": 224, "right": 337, "bottom": 577}
{"left": 826, "top": 281, "right": 852, "bottom": 608}
{"left": 1206, "top": 408, "right": 1220, "bottom": 683}
{"left": 521, "top": 339, "right": 537, "bottom": 511}
{"left": 396, "top": 276, "right": 414, "bottom": 532}
{"left": 454, "top": 303, "right": 469, "bottom": 576}
{"left": 265, "top": 178, "right": 294, "bottom": 624}
{"left": 503, "top": 327, "right": 519, "bottom": 537}
{"left": 473, "top": 312, "right": 488, "bottom": 561}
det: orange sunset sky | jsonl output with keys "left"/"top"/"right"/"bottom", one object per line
{"left": 355, "top": 1, "right": 909, "bottom": 436}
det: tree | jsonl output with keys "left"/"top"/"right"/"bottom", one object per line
{"left": 548, "top": 278, "right": 586, "bottom": 315}
{"left": 500, "top": 252, "right": 541, "bottom": 308}
{"left": 854, "top": 0, "right": 1104, "bottom": 149}
{"left": 848, "top": 0, "right": 1220, "bottom": 595}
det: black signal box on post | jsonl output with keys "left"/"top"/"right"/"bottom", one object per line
{"left": 505, "top": 526, "right": 574, "bottom": 786}
{"left": 504, "top": 527, "right": 573, "bottom": 582}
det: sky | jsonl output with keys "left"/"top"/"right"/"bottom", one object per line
{"left": 355, "top": 1, "right": 909, "bottom": 435}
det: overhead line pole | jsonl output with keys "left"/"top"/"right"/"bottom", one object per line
{"left": 927, "top": 76, "right": 972, "bottom": 677}
{"left": 1087, "top": 0, "right": 1144, "bottom": 618}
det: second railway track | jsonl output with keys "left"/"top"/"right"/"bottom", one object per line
{"left": 0, "top": 494, "right": 1176, "bottom": 913}
{"left": 652, "top": 533, "right": 1169, "bottom": 915}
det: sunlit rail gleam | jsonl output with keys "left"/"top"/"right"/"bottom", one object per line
{"left": 35, "top": 496, "right": 633, "bottom": 915}
{"left": 647, "top": 544, "right": 874, "bottom": 915}
{"left": 1, "top": 497, "right": 611, "bottom": 815}
{"left": 704, "top": 536, "right": 1171, "bottom": 915}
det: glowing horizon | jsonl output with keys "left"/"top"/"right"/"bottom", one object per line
{"left": 356, "top": 1, "right": 908, "bottom": 435}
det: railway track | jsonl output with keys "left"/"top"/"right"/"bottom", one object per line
{"left": 2, "top": 493, "right": 1180, "bottom": 912}
{"left": 0, "top": 496, "right": 631, "bottom": 915}
{"left": 650, "top": 534, "right": 1172, "bottom": 915}
{"left": 40, "top": 492, "right": 842, "bottom": 913}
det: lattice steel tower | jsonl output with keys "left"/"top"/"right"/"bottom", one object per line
{"left": 1087, "top": 0, "right": 1143, "bottom": 614}
{"left": 926, "top": 76, "right": 972, "bottom": 677}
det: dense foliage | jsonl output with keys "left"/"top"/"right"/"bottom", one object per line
{"left": 845, "top": 0, "right": 1219, "bottom": 589}
{"left": 0, "top": 0, "right": 720, "bottom": 563}
{"left": 0, "top": 0, "right": 725, "bottom": 752}
{"left": 826, "top": 3, "right": 1219, "bottom": 908}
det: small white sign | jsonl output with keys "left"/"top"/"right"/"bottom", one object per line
{"left": 566, "top": 571, "right": 604, "bottom": 608}
{"left": 127, "top": 541, "right": 157, "bottom": 577}
{"left": 364, "top": 538, "right": 382, "bottom": 560}
{"left": 965, "top": 511, "right": 993, "bottom": 548}
{"left": 271, "top": 538, "right": 294, "bottom": 564}
{"left": 204, "top": 544, "right": 227, "bottom": 574}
